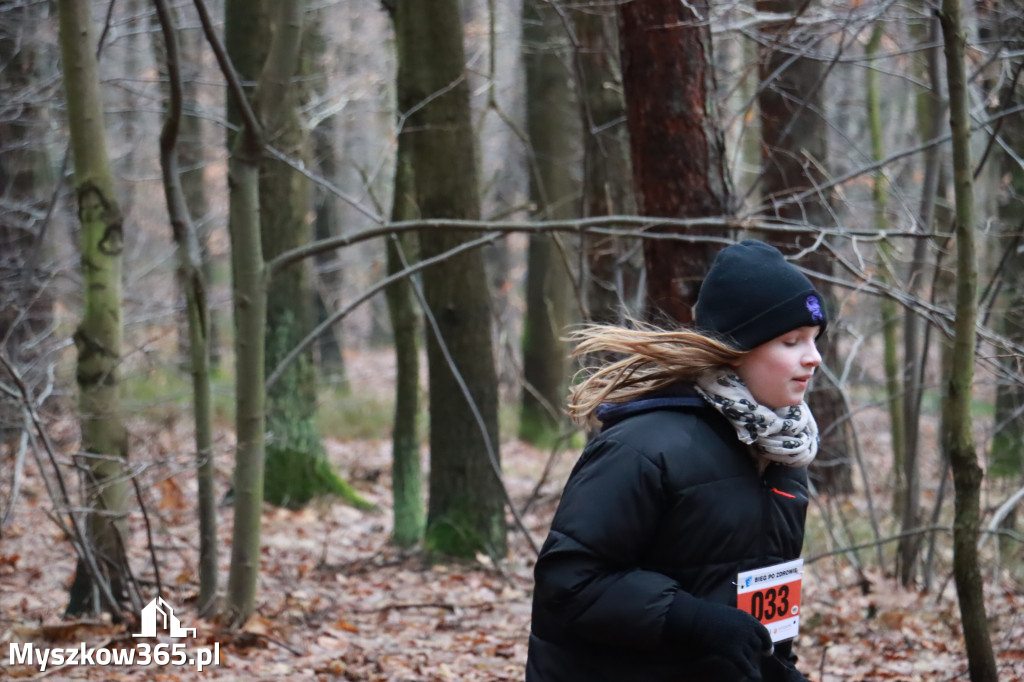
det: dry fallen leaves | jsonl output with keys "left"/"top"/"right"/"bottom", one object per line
{"left": 1, "top": 350, "right": 1022, "bottom": 681}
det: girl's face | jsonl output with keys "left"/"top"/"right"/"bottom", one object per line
{"left": 732, "top": 326, "right": 822, "bottom": 409}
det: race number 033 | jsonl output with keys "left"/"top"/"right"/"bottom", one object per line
{"left": 736, "top": 558, "right": 803, "bottom": 643}
{"left": 748, "top": 583, "right": 791, "bottom": 622}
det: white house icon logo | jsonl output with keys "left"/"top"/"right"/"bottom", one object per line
{"left": 133, "top": 597, "right": 197, "bottom": 638}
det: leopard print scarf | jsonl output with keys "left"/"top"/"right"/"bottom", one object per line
{"left": 694, "top": 368, "right": 818, "bottom": 468}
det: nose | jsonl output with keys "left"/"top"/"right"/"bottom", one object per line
{"left": 803, "top": 342, "right": 822, "bottom": 369}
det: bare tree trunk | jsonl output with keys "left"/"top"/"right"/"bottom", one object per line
{"left": 395, "top": 0, "right": 506, "bottom": 560}
{"left": 153, "top": 0, "right": 218, "bottom": 618}
{"left": 618, "top": 0, "right": 727, "bottom": 323}
{"left": 180, "top": 22, "right": 219, "bottom": 372}
{"left": 312, "top": 112, "right": 347, "bottom": 379}
{"left": 199, "top": 0, "right": 305, "bottom": 626}
{"left": 519, "top": 0, "right": 578, "bottom": 445}
{"left": 58, "top": 0, "right": 134, "bottom": 619}
{"left": 866, "top": 25, "right": 905, "bottom": 530}
{"left": 899, "top": 9, "right": 946, "bottom": 587}
{"left": 939, "top": 0, "right": 998, "bottom": 677}
{"left": 571, "top": 1, "right": 639, "bottom": 324}
{"left": 224, "top": 130, "right": 266, "bottom": 628}
{"left": 306, "top": 7, "right": 346, "bottom": 379}
{"left": 0, "top": 0, "right": 55, "bottom": 444}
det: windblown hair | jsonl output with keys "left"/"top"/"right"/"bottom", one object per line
{"left": 567, "top": 321, "right": 745, "bottom": 424}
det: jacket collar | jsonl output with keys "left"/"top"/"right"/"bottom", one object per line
{"left": 596, "top": 383, "right": 707, "bottom": 428}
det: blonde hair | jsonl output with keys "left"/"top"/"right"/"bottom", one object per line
{"left": 567, "top": 321, "right": 745, "bottom": 424}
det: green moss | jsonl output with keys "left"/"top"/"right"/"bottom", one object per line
{"left": 517, "top": 409, "right": 564, "bottom": 450}
{"left": 264, "top": 445, "right": 374, "bottom": 510}
{"left": 424, "top": 504, "right": 503, "bottom": 561}
{"left": 989, "top": 431, "right": 1023, "bottom": 479}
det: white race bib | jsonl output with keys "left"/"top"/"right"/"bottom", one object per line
{"left": 736, "top": 558, "right": 803, "bottom": 643}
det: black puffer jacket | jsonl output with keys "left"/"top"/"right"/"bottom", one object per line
{"left": 526, "top": 386, "right": 810, "bottom": 682}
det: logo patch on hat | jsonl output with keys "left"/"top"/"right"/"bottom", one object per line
{"left": 806, "top": 295, "right": 823, "bottom": 322}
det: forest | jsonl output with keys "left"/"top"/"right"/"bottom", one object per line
{"left": 1, "top": 0, "right": 1023, "bottom": 679}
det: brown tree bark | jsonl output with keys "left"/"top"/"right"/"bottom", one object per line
{"left": 618, "top": 0, "right": 728, "bottom": 323}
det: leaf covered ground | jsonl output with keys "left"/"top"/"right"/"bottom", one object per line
{"left": 2, "top": 354, "right": 1024, "bottom": 680}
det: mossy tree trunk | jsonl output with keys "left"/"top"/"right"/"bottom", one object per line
{"left": 259, "top": 11, "right": 334, "bottom": 510}
{"left": 939, "top": 0, "right": 999, "bottom": 677}
{"left": 617, "top": 0, "right": 726, "bottom": 323}
{"left": 384, "top": 1, "right": 425, "bottom": 548}
{"left": 385, "top": 118, "right": 424, "bottom": 549}
{"left": 395, "top": 0, "right": 506, "bottom": 560}
{"left": 519, "top": 0, "right": 579, "bottom": 446}
{"left": 755, "top": 0, "right": 853, "bottom": 494}
{"left": 223, "top": 1, "right": 366, "bottom": 511}
{"left": 58, "top": 0, "right": 133, "bottom": 618}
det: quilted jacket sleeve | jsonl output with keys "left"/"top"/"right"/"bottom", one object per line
{"left": 532, "top": 436, "right": 684, "bottom": 650}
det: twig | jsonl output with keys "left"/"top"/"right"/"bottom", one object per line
{"left": 363, "top": 602, "right": 457, "bottom": 613}
{"left": 805, "top": 525, "right": 953, "bottom": 563}
{"left": 267, "top": 233, "right": 500, "bottom": 389}
{"left": 517, "top": 432, "right": 574, "bottom": 519}
{"left": 0, "top": 429, "right": 28, "bottom": 533}
{"left": 191, "top": 0, "right": 262, "bottom": 141}
{"left": 980, "top": 483, "right": 1024, "bottom": 552}
{"left": 250, "top": 632, "right": 304, "bottom": 656}
{"left": 130, "top": 473, "right": 164, "bottom": 601}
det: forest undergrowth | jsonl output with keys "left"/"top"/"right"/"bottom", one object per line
{"left": 2, "top": 351, "right": 1024, "bottom": 681}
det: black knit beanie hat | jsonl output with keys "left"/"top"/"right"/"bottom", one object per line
{"left": 694, "top": 239, "right": 827, "bottom": 351}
